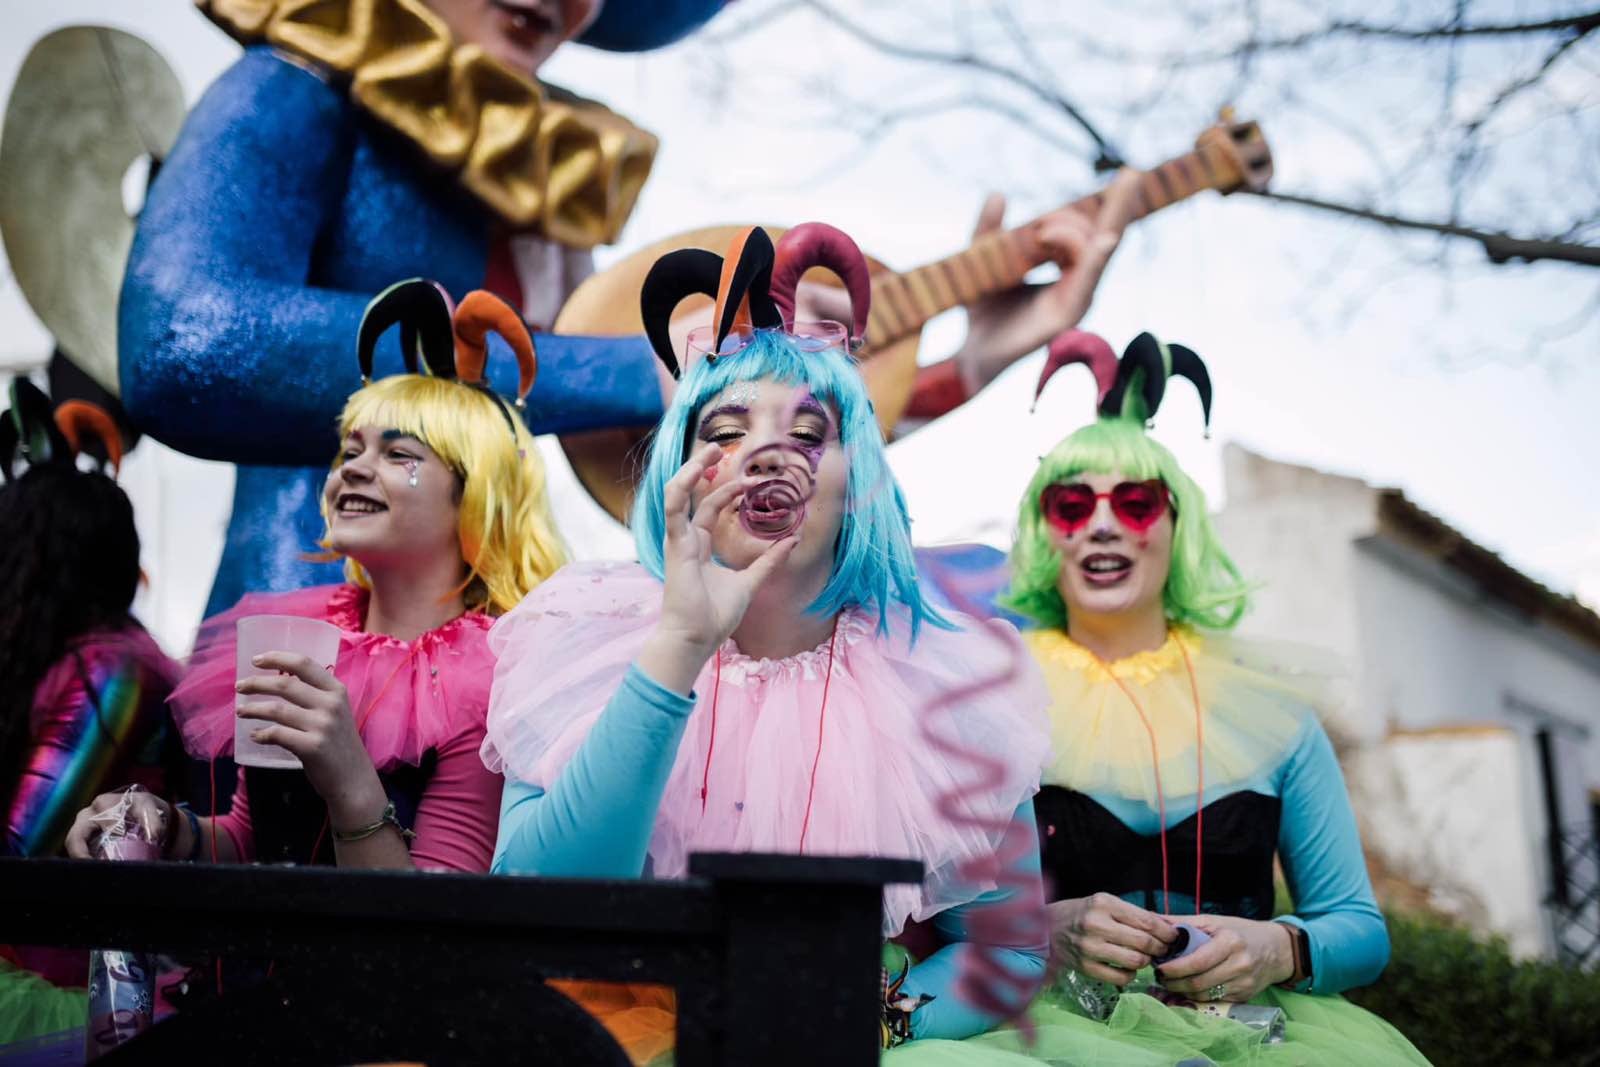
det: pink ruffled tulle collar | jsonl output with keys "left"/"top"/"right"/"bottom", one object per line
{"left": 484, "top": 562, "right": 1052, "bottom": 936}
{"left": 170, "top": 585, "right": 494, "bottom": 772}
{"left": 710, "top": 608, "right": 874, "bottom": 686}
{"left": 322, "top": 583, "right": 491, "bottom": 651}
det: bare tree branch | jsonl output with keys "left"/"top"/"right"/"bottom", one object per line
{"left": 1310, "top": 10, "right": 1600, "bottom": 40}
{"left": 1116, "top": 8, "right": 1600, "bottom": 67}
{"left": 1250, "top": 190, "right": 1600, "bottom": 267}
{"left": 796, "top": 0, "right": 1128, "bottom": 167}
{"left": 1460, "top": 31, "right": 1588, "bottom": 141}
{"left": 706, "top": 1, "right": 1599, "bottom": 278}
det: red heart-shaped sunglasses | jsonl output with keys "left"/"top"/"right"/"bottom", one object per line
{"left": 1039, "top": 480, "right": 1173, "bottom": 535}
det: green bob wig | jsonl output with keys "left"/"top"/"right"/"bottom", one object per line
{"left": 998, "top": 330, "right": 1251, "bottom": 632}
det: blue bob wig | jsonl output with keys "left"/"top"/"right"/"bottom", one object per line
{"left": 630, "top": 330, "right": 947, "bottom": 640}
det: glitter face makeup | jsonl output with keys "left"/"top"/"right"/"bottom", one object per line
{"left": 379, "top": 429, "right": 424, "bottom": 487}
{"left": 721, "top": 382, "right": 759, "bottom": 407}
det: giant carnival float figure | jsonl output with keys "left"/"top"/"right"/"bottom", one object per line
{"left": 114, "top": 0, "right": 1275, "bottom": 615}
{"left": 119, "top": 0, "right": 731, "bottom": 614}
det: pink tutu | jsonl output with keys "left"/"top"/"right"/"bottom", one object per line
{"left": 170, "top": 584, "right": 494, "bottom": 773}
{"left": 482, "top": 562, "right": 1053, "bottom": 935}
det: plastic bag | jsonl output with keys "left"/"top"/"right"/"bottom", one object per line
{"left": 83, "top": 788, "right": 160, "bottom": 1060}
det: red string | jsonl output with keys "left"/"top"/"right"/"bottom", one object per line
{"left": 700, "top": 651, "right": 722, "bottom": 813}
{"left": 1177, "top": 638, "right": 1206, "bottom": 911}
{"left": 796, "top": 620, "right": 840, "bottom": 854}
{"left": 316, "top": 648, "right": 418, "bottom": 863}
{"left": 207, "top": 756, "right": 223, "bottom": 997}
{"left": 1095, "top": 633, "right": 1208, "bottom": 917}
{"left": 700, "top": 618, "right": 840, "bottom": 849}
{"left": 207, "top": 757, "right": 220, "bottom": 864}
{"left": 1099, "top": 661, "right": 1172, "bottom": 915}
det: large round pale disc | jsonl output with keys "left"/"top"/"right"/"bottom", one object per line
{"left": 554, "top": 224, "right": 920, "bottom": 522}
{"left": 0, "top": 27, "right": 185, "bottom": 394}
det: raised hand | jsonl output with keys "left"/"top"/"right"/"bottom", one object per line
{"left": 955, "top": 168, "right": 1141, "bottom": 393}
{"left": 1047, "top": 892, "right": 1179, "bottom": 987}
{"left": 638, "top": 444, "right": 800, "bottom": 694}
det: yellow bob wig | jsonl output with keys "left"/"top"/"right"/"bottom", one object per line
{"left": 323, "top": 374, "right": 567, "bottom": 615}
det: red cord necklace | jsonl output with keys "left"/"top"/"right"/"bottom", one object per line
{"left": 701, "top": 617, "right": 840, "bottom": 854}
{"left": 1091, "top": 631, "right": 1208, "bottom": 915}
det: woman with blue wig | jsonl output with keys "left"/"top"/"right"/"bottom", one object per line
{"left": 484, "top": 224, "right": 1054, "bottom": 1059}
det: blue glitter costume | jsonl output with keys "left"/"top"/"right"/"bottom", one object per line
{"left": 118, "top": 2, "right": 725, "bottom": 613}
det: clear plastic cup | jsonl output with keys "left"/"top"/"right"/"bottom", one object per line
{"left": 234, "top": 615, "right": 342, "bottom": 769}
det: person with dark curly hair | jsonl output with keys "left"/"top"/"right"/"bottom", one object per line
{"left": 0, "top": 381, "right": 181, "bottom": 861}
{"left": 0, "top": 381, "right": 181, "bottom": 1045}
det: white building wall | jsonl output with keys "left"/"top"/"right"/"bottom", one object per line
{"left": 1349, "top": 538, "right": 1600, "bottom": 822}
{"left": 1212, "top": 444, "right": 1384, "bottom": 743}
{"left": 1345, "top": 728, "right": 1549, "bottom": 957}
{"left": 1217, "top": 443, "right": 1600, "bottom": 958}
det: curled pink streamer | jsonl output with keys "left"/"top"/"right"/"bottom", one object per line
{"left": 914, "top": 556, "right": 1049, "bottom": 1037}
{"left": 718, "top": 383, "right": 1046, "bottom": 1031}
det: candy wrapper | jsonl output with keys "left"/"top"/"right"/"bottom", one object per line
{"left": 1191, "top": 1000, "right": 1287, "bottom": 1042}
{"left": 1149, "top": 984, "right": 1288, "bottom": 1044}
{"left": 84, "top": 788, "right": 162, "bottom": 1060}
{"left": 1054, "top": 968, "right": 1124, "bottom": 1021}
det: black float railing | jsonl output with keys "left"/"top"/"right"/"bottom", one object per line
{"left": 2, "top": 853, "right": 921, "bottom": 1065}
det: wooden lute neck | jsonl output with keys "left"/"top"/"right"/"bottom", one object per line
{"left": 864, "top": 117, "right": 1272, "bottom": 348}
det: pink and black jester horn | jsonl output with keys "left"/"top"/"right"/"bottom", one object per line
{"left": 1031, "top": 329, "right": 1118, "bottom": 413}
{"left": 1033, "top": 328, "right": 1212, "bottom": 431}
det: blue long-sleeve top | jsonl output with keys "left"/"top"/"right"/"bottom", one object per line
{"left": 1086, "top": 718, "right": 1388, "bottom": 995}
{"left": 117, "top": 47, "right": 663, "bottom": 609}
{"left": 493, "top": 664, "right": 1046, "bottom": 1041}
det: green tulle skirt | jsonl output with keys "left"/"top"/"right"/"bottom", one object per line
{"left": 0, "top": 956, "right": 86, "bottom": 1045}
{"left": 886, "top": 975, "right": 1432, "bottom": 1067}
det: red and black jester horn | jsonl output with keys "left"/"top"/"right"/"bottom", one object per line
{"left": 769, "top": 222, "right": 872, "bottom": 349}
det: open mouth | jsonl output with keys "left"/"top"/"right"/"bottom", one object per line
{"left": 739, "top": 478, "right": 806, "bottom": 539}
{"left": 490, "top": 0, "right": 561, "bottom": 45}
{"left": 1080, "top": 552, "right": 1132, "bottom": 587}
{"left": 336, "top": 492, "right": 388, "bottom": 518}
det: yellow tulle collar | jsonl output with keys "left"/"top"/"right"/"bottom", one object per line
{"left": 1024, "top": 627, "right": 1312, "bottom": 806}
{"left": 199, "top": 0, "right": 656, "bottom": 247}
{"left": 1026, "top": 627, "right": 1203, "bottom": 686}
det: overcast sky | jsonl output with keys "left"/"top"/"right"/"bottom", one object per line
{"left": 2, "top": 1, "right": 1596, "bottom": 653}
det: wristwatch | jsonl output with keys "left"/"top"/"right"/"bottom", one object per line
{"left": 1276, "top": 922, "right": 1313, "bottom": 988}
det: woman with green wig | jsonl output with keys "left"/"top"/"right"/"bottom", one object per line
{"left": 928, "top": 329, "right": 1432, "bottom": 1065}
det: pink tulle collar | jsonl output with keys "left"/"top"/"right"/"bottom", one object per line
{"left": 712, "top": 607, "right": 875, "bottom": 685}
{"left": 324, "top": 584, "right": 492, "bottom": 649}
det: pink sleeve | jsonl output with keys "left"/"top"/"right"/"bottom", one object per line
{"left": 208, "top": 770, "right": 256, "bottom": 863}
{"left": 407, "top": 721, "right": 502, "bottom": 873}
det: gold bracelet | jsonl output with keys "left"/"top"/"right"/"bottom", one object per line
{"left": 331, "top": 801, "right": 416, "bottom": 844}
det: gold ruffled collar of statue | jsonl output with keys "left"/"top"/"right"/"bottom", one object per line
{"left": 198, "top": 0, "right": 656, "bottom": 247}
{"left": 1025, "top": 627, "right": 1201, "bottom": 687}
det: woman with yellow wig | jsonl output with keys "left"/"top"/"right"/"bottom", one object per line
{"left": 67, "top": 282, "right": 564, "bottom": 872}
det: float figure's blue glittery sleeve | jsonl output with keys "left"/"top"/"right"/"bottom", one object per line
{"left": 118, "top": 48, "right": 662, "bottom": 612}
